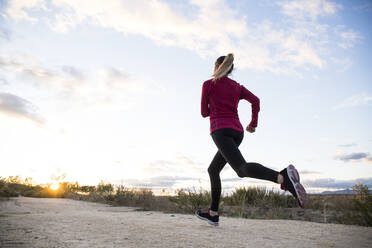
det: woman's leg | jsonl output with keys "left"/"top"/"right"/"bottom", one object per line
{"left": 208, "top": 129, "right": 245, "bottom": 212}
{"left": 207, "top": 152, "right": 226, "bottom": 212}
{"left": 211, "top": 129, "right": 279, "bottom": 183}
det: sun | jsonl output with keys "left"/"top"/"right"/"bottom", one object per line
{"left": 50, "top": 183, "right": 60, "bottom": 190}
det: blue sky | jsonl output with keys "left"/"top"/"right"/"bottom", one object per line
{"left": 0, "top": 0, "right": 371, "bottom": 193}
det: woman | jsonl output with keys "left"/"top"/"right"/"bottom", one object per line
{"left": 196, "top": 53, "right": 308, "bottom": 226}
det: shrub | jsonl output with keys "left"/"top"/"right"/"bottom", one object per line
{"left": 351, "top": 184, "right": 372, "bottom": 226}
{"left": 97, "top": 180, "right": 114, "bottom": 194}
{"left": 335, "top": 184, "right": 372, "bottom": 226}
{"left": 169, "top": 188, "right": 211, "bottom": 213}
{"left": 224, "top": 186, "right": 297, "bottom": 208}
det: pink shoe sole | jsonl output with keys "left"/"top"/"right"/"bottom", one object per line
{"left": 287, "top": 164, "right": 308, "bottom": 208}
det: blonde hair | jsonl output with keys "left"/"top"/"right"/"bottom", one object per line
{"left": 213, "top": 53, "right": 234, "bottom": 82}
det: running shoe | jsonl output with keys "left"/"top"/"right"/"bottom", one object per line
{"left": 195, "top": 209, "right": 219, "bottom": 226}
{"left": 280, "top": 164, "right": 308, "bottom": 208}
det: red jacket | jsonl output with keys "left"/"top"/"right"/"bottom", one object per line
{"left": 201, "top": 76, "right": 260, "bottom": 133}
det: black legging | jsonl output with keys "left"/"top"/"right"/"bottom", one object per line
{"left": 208, "top": 128, "right": 279, "bottom": 212}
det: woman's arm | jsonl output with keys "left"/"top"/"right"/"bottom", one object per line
{"left": 240, "top": 85, "right": 260, "bottom": 128}
{"left": 201, "top": 82, "right": 210, "bottom": 117}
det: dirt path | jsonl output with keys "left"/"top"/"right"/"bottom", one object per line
{"left": 0, "top": 197, "right": 371, "bottom": 248}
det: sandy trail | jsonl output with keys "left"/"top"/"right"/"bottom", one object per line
{"left": 0, "top": 197, "right": 371, "bottom": 248}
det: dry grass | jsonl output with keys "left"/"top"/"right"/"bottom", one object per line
{"left": 1, "top": 176, "right": 371, "bottom": 226}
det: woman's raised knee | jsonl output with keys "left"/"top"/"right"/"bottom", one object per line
{"left": 236, "top": 170, "right": 245, "bottom": 178}
{"left": 233, "top": 165, "right": 246, "bottom": 178}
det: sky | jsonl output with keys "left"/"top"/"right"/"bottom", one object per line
{"left": 0, "top": 0, "right": 371, "bottom": 194}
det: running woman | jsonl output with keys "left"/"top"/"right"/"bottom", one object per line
{"left": 196, "top": 53, "right": 308, "bottom": 226}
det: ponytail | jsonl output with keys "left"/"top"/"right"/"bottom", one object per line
{"left": 213, "top": 53, "right": 234, "bottom": 82}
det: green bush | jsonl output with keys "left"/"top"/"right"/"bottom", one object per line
{"left": 0, "top": 177, "right": 18, "bottom": 197}
{"left": 97, "top": 180, "right": 114, "bottom": 194}
{"left": 351, "top": 184, "right": 372, "bottom": 226}
{"left": 335, "top": 184, "right": 372, "bottom": 226}
{"left": 224, "top": 186, "right": 297, "bottom": 208}
{"left": 169, "top": 188, "right": 211, "bottom": 213}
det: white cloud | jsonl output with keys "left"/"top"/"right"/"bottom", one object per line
{"left": 365, "top": 157, "right": 372, "bottom": 164}
{"left": 2, "top": 0, "right": 47, "bottom": 22}
{"left": 142, "top": 156, "right": 204, "bottom": 176}
{"left": 338, "top": 30, "right": 363, "bottom": 49}
{"left": 2, "top": 0, "right": 351, "bottom": 75}
{"left": 333, "top": 150, "right": 372, "bottom": 164}
{"left": 338, "top": 143, "right": 357, "bottom": 148}
{"left": 46, "top": 0, "right": 248, "bottom": 58}
{"left": 353, "top": 1, "right": 372, "bottom": 12}
{"left": 119, "top": 176, "right": 199, "bottom": 188}
{"left": 0, "top": 53, "right": 154, "bottom": 113}
{"left": 0, "top": 26, "right": 11, "bottom": 41}
{"left": 303, "top": 177, "right": 372, "bottom": 189}
{"left": 330, "top": 57, "right": 352, "bottom": 70}
{"left": 0, "top": 54, "right": 84, "bottom": 93}
{"left": 299, "top": 170, "right": 321, "bottom": 175}
{"left": 335, "top": 93, "right": 372, "bottom": 109}
{"left": 0, "top": 92, "right": 44, "bottom": 124}
{"left": 48, "top": 12, "right": 77, "bottom": 33}
{"left": 0, "top": 78, "right": 8, "bottom": 85}
{"left": 278, "top": 0, "right": 342, "bottom": 20}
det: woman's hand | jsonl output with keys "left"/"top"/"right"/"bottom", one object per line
{"left": 246, "top": 125, "right": 256, "bottom": 133}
